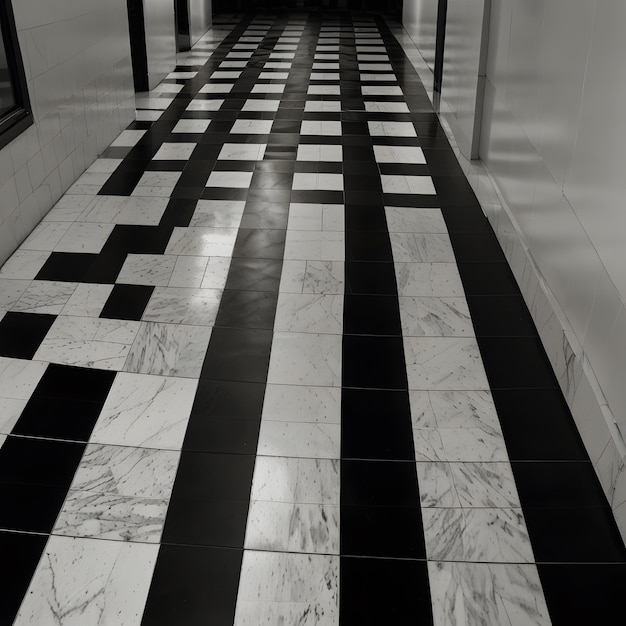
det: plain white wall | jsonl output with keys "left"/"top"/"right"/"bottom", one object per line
{"left": 402, "top": 0, "right": 439, "bottom": 70}
{"left": 0, "top": 0, "right": 135, "bottom": 265}
{"left": 189, "top": 0, "right": 213, "bottom": 47}
{"left": 480, "top": 0, "right": 626, "bottom": 439}
{"left": 144, "top": 0, "right": 177, "bottom": 89}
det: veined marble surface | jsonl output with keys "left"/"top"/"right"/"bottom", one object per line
{"left": 279, "top": 260, "right": 345, "bottom": 295}
{"left": 234, "top": 551, "right": 339, "bottom": 625}
{"left": 13, "top": 535, "right": 158, "bottom": 625}
{"left": 257, "top": 421, "right": 341, "bottom": 459}
{"left": 261, "top": 385, "right": 342, "bottom": 424}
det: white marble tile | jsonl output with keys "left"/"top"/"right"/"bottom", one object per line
{"left": 428, "top": 561, "right": 551, "bottom": 626}
{"left": 0, "top": 250, "right": 50, "bottom": 279}
{"left": 0, "top": 357, "right": 47, "bottom": 399}
{"left": 168, "top": 256, "right": 210, "bottom": 288}
{"left": 186, "top": 98, "right": 224, "bottom": 111}
{"left": 234, "top": 551, "right": 338, "bottom": 625}
{"left": 207, "top": 170, "right": 253, "bottom": 188}
{"left": 135, "top": 109, "right": 163, "bottom": 121}
{"left": 394, "top": 262, "right": 465, "bottom": 297}
{"left": 284, "top": 231, "right": 344, "bottom": 261}
{"left": 34, "top": 317, "right": 140, "bottom": 371}
{"left": 123, "top": 321, "right": 211, "bottom": 377}
{"left": 300, "top": 120, "right": 342, "bottom": 135}
{"left": 412, "top": 428, "right": 446, "bottom": 461}
{"left": 296, "top": 144, "right": 343, "bottom": 162}
{"left": 199, "top": 82, "right": 234, "bottom": 93}
{"left": 399, "top": 296, "right": 474, "bottom": 337}
{"left": 12, "top": 280, "right": 78, "bottom": 314}
{"left": 190, "top": 199, "right": 245, "bottom": 228}
{"left": 13, "top": 536, "right": 158, "bottom": 626}
{"left": 53, "top": 489, "right": 168, "bottom": 543}
{"left": 217, "top": 144, "right": 266, "bottom": 161}
{"left": 142, "top": 286, "right": 222, "bottom": 326}
{"left": 449, "top": 462, "right": 521, "bottom": 508}
{"left": 92, "top": 372, "right": 197, "bottom": 449}
{"left": 151, "top": 82, "right": 183, "bottom": 94}
{"left": 385, "top": 207, "right": 445, "bottom": 233}
{"left": 200, "top": 256, "right": 232, "bottom": 289}
{"left": 362, "top": 85, "right": 404, "bottom": 96}
{"left": 310, "top": 72, "right": 340, "bottom": 81}
{"left": 264, "top": 62, "right": 292, "bottom": 70}
{"left": 80, "top": 196, "right": 169, "bottom": 226}
{"left": 438, "top": 427, "right": 508, "bottom": 462}
{"left": 110, "top": 129, "right": 146, "bottom": 147}
{"left": 165, "top": 226, "right": 238, "bottom": 257}
{"left": 304, "top": 101, "right": 341, "bottom": 112}
{"left": 268, "top": 332, "right": 342, "bottom": 387}
{"left": 250, "top": 457, "right": 340, "bottom": 504}
{"left": 415, "top": 462, "right": 461, "bottom": 507}
{"left": 0, "top": 278, "right": 30, "bottom": 310}
{"left": 410, "top": 389, "right": 500, "bottom": 430}
{"left": 0, "top": 397, "right": 27, "bottom": 434}
{"left": 231, "top": 119, "right": 273, "bottom": 134}
{"left": 242, "top": 99, "right": 280, "bottom": 112}
{"left": 117, "top": 254, "right": 177, "bottom": 286}
{"left": 383, "top": 174, "right": 436, "bottom": 195}
{"left": 365, "top": 101, "right": 410, "bottom": 113}
{"left": 252, "top": 84, "right": 285, "bottom": 94}
{"left": 390, "top": 233, "right": 455, "bottom": 263}
{"left": 71, "top": 443, "right": 180, "bottom": 499}
{"left": 274, "top": 293, "right": 343, "bottom": 334}
{"left": 245, "top": 501, "right": 340, "bottom": 554}
{"left": 153, "top": 142, "right": 196, "bottom": 160}
{"left": 44, "top": 195, "right": 96, "bottom": 222}
{"left": 61, "top": 283, "right": 114, "bottom": 317}
{"left": 279, "top": 260, "right": 345, "bottom": 295}
{"left": 423, "top": 508, "right": 535, "bottom": 563}
{"left": 135, "top": 171, "right": 182, "bottom": 189}
{"left": 257, "top": 421, "right": 340, "bottom": 459}
{"left": 404, "top": 337, "right": 489, "bottom": 390}
{"left": 262, "top": 385, "right": 341, "bottom": 424}
{"left": 21, "top": 221, "right": 71, "bottom": 251}
{"left": 211, "top": 70, "right": 242, "bottom": 79}
{"left": 167, "top": 71, "right": 197, "bottom": 79}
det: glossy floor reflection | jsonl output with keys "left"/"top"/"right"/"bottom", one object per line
{"left": 0, "top": 10, "right": 625, "bottom": 626}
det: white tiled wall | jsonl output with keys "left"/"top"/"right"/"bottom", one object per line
{"left": 0, "top": 0, "right": 135, "bottom": 265}
{"left": 397, "top": 0, "right": 626, "bottom": 541}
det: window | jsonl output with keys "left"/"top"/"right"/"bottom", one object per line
{"left": 0, "top": 0, "right": 32, "bottom": 149}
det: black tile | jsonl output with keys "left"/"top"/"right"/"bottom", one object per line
{"left": 342, "top": 161, "right": 379, "bottom": 177}
{"left": 493, "top": 388, "right": 589, "bottom": 461}
{"left": 182, "top": 416, "right": 260, "bottom": 454}
{"left": 35, "top": 252, "right": 98, "bottom": 282}
{"left": 441, "top": 205, "right": 493, "bottom": 232}
{"left": 432, "top": 175, "right": 480, "bottom": 207}
{"left": 249, "top": 171, "right": 293, "bottom": 190}
{"left": 345, "top": 231, "right": 393, "bottom": 262}
{"left": 34, "top": 363, "right": 116, "bottom": 403}
{"left": 343, "top": 190, "right": 384, "bottom": 206}
{"left": 343, "top": 174, "right": 382, "bottom": 193}
{"left": 99, "top": 224, "right": 174, "bottom": 255}
{"left": 171, "top": 451, "right": 255, "bottom": 502}
{"left": 158, "top": 198, "right": 197, "bottom": 228}
{"left": 345, "top": 261, "right": 398, "bottom": 295}
{"left": 290, "top": 190, "right": 344, "bottom": 204}
{"left": 240, "top": 202, "right": 289, "bottom": 229}
{"left": 478, "top": 337, "right": 558, "bottom": 389}
{"left": 341, "top": 459, "right": 420, "bottom": 507}
{"left": 99, "top": 168, "right": 144, "bottom": 196}
{"left": 466, "top": 295, "right": 537, "bottom": 337}
{"left": 0, "top": 436, "right": 85, "bottom": 488}
{"left": 340, "top": 557, "right": 433, "bottom": 625}
{"left": 190, "top": 380, "right": 266, "bottom": 421}
{"left": 422, "top": 147, "right": 466, "bottom": 176}
{"left": 342, "top": 335, "right": 408, "bottom": 389}
{"left": 0, "top": 312, "right": 56, "bottom": 359}
{"left": 140, "top": 545, "right": 242, "bottom": 626}
{"left": 0, "top": 531, "right": 49, "bottom": 625}
{"left": 344, "top": 205, "right": 389, "bottom": 232}
{"left": 200, "top": 327, "right": 273, "bottom": 382}
{"left": 341, "top": 505, "right": 425, "bottom": 558}
{"left": 214, "top": 290, "right": 278, "bottom": 329}
{"left": 524, "top": 507, "right": 626, "bottom": 563}
{"left": 225, "top": 257, "right": 282, "bottom": 292}
{"left": 0, "top": 482, "right": 68, "bottom": 533}
{"left": 538, "top": 564, "right": 626, "bottom": 625}
{"left": 161, "top": 498, "right": 249, "bottom": 548}
{"left": 233, "top": 229, "right": 286, "bottom": 259}
{"left": 383, "top": 192, "right": 440, "bottom": 208}
{"left": 457, "top": 262, "right": 521, "bottom": 295}
{"left": 512, "top": 461, "right": 608, "bottom": 509}
{"left": 342, "top": 388, "right": 414, "bottom": 460}
{"left": 100, "top": 284, "right": 154, "bottom": 321}
{"left": 343, "top": 295, "right": 402, "bottom": 336}
{"left": 13, "top": 396, "right": 103, "bottom": 441}
{"left": 449, "top": 232, "right": 507, "bottom": 263}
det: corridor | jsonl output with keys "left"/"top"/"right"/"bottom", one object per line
{"left": 0, "top": 9, "right": 625, "bottom": 625}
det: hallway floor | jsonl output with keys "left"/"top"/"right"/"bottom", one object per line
{"left": 1, "top": 10, "right": 626, "bottom": 625}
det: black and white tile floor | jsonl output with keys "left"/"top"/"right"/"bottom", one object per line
{"left": 0, "top": 10, "right": 626, "bottom": 626}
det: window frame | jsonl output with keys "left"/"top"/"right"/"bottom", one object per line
{"left": 0, "top": 0, "right": 33, "bottom": 150}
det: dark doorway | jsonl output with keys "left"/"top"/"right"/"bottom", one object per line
{"left": 126, "top": 0, "right": 149, "bottom": 92}
{"left": 433, "top": 0, "right": 447, "bottom": 95}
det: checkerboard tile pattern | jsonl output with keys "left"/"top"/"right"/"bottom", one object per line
{"left": 0, "top": 10, "right": 624, "bottom": 626}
